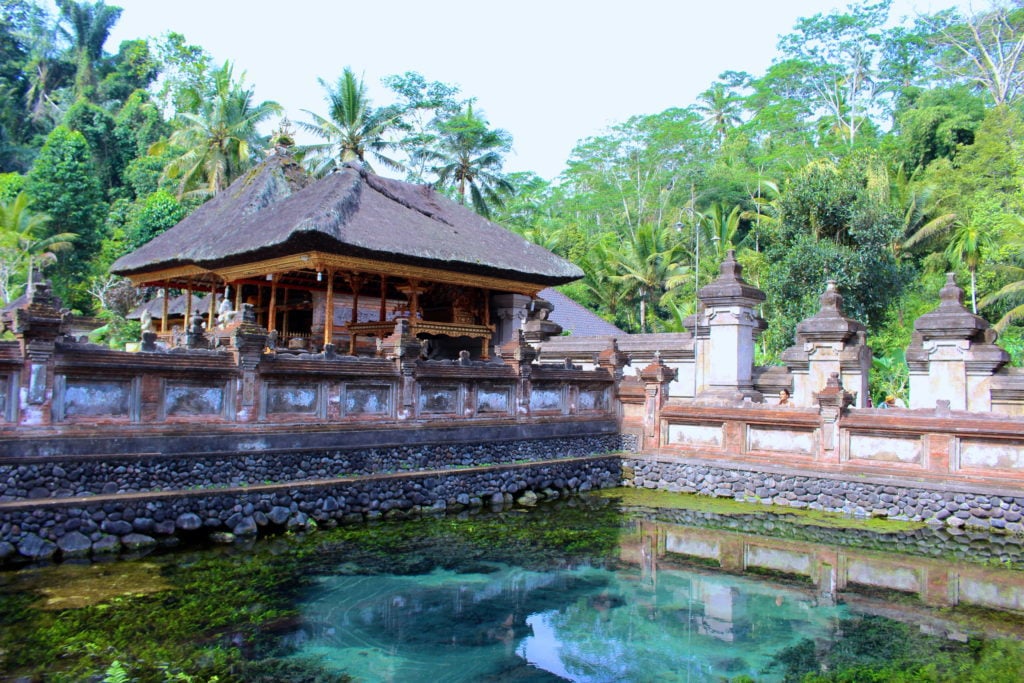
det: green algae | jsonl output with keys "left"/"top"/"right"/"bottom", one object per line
{"left": 594, "top": 486, "right": 926, "bottom": 533}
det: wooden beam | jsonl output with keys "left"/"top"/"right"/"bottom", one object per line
{"left": 323, "top": 268, "right": 334, "bottom": 348}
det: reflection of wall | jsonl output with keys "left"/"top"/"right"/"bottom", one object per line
{"left": 622, "top": 518, "right": 1024, "bottom": 640}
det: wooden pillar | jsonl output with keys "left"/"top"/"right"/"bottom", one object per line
{"left": 234, "top": 283, "right": 242, "bottom": 311}
{"left": 268, "top": 275, "right": 277, "bottom": 332}
{"left": 407, "top": 278, "right": 421, "bottom": 319}
{"left": 347, "top": 273, "right": 363, "bottom": 355}
{"left": 161, "top": 287, "right": 169, "bottom": 333}
{"left": 207, "top": 286, "right": 216, "bottom": 330}
{"left": 323, "top": 268, "right": 335, "bottom": 347}
{"left": 379, "top": 275, "right": 387, "bottom": 321}
{"left": 348, "top": 273, "right": 363, "bottom": 325}
{"left": 185, "top": 280, "right": 193, "bottom": 324}
{"left": 281, "top": 286, "right": 289, "bottom": 338}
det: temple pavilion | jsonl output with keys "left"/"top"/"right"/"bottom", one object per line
{"left": 110, "top": 150, "right": 583, "bottom": 359}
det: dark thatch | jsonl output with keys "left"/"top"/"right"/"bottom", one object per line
{"left": 111, "top": 155, "right": 583, "bottom": 286}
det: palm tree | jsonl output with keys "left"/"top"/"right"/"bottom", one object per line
{"left": 0, "top": 191, "right": 75, "bottom": 304}
{"left": 610, "top": 223, "right": 690, "bottom": 333}
{"left": 701, "top": 202, "right": 744, "bottom": 259}
{"left": 298, "top": 68, "right": 404, "bottom": 176}
{"left": 432, "top": 103, "right": 513, "bottom": 218}
{"left": 887, "top": 166, "right": 957, "bottom": 257}
{"left": 979, "top": 215, "right": 1024, "bottom": 332}
{"left": 694, "top": 83, "right": 743, "bottom": 142}
{"left": 945, "top": 215, "right": 995, "bottom": 313}
{"left": 55, "top": 0, "right": 122, "bottom": 100}
{"left": 155, "top": 62, "right": 281, "bottom": 199}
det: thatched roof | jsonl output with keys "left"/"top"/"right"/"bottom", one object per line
{"left": 111, "top": 154, "right": 583, "bottom": 287}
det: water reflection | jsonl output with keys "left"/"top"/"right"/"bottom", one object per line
{"left": 289, "top": 512, "right": 1024, "bottom": 682}
{"left": 3, "top": 497, "right": 1023, "bottom": 681}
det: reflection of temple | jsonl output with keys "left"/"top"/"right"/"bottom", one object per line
{"left": 623, "top": 517, "right": 1024, "bottom": 643}
{"left": 110, "top": 151, "right": 583, "bottom": 358}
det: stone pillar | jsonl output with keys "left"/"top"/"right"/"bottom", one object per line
{"left": 381, "top": 318, "right": 424, "bottom": 420}
{"left": 496, "top": 329, "right": 538, "bottom": 417}
{"left": 694, "top": 250, "right": 766, "bottom": 403}
{"left": 598, "top": 338, "right": 629, "bottom": 428}
{"left": 781, "top": 281, "right": 871, "bottom": 408}
{"left": 11, "top": 281, "right": 66, "bottom": 426}
{"left": 639, "top": 353, "right": 677, "bottom": 450}
{"left": 231, "top": 303, "right": 268, "bottom": 422}
{"left": 815, "top": 372, "right": 854, "bottom": 462}
{"left": 522, "top": 297, "right": 564, "bottom": 345}
{"left": 906, "top": 274, "right": 1008, "bottom": 411}
{"left": 684, "top": 306, "right": 710, "bottom": 397}
{"left": 490, "top": 293, "right": 531, "bottom": 353}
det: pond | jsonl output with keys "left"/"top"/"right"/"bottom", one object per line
{"left": 2, "top": 489, "right": 1024, "bottom": 682}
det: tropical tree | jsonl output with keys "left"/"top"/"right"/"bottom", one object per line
{"left": 298, "top": 67, "right": 404, "bottom": 176}
{"left": 945, "top": 215, "right": 995, "bottom": 313}
{"left": 923, "top": 2, "right": 1024, "bottom": 107}
{"left": 0, "top": 191, "right": 75, "bottom": 304}
{"left": 26, "top": 124, "right": 105, "bottom": 310}
{"left": 610, "top": 223, "right": 690, "bottom": 333}
{"left": 55, "top": 0, "right": 122, "bottom": 100}
{"left": 155, "top": 62, "right": 281, "bottom": 198}
{"left": 775, "top": 0, "right": 892, "bottom": 147}
{"left": 694, "top": 82, "right": 743, "bottom": 142}
{"left": 382, "top": 71, "right": 461, "bottom": 183}
{"left": 432, "top": 103, "right": 513, "bottom": 218}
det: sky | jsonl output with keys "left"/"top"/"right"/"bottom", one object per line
{"left": 103, "top": 0, "right": 966, "bottom": 180}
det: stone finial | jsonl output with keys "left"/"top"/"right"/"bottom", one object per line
{"left": 938, "top": 272, "right": 965, "bottom": 309}
{"left": 496, "top": 328, "right": 538, "bottom": 365}
{"left": 790, "top": 280, "right": 865, "bottom": 344}
{"left": 639, "top": 352, "right": 678, "bottom": 384}
{"left": 912, "top": 273, "right": 991, "bottom": 341}
{"left": 698, "top": 249, "right": 766, "bottom": 307}
{"left": 814, "top": 372, "right": 855, "bottom": 410}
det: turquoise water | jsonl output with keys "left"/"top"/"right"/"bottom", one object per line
{"left": 294, "top": 563, "right": 844, "bottom": 682}
{"left": 1, "top": 494, "right": 1023, "bottom": 681}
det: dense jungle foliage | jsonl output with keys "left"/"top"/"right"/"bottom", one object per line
{"left": 2, "top": 0, "right": 1024, "bottom": 399}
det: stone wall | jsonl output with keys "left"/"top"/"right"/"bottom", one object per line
{"left": 623, "top": 456, "right": 1024, "bottom": 534}
{"left": 1, "top": 440, "right": 625, "bottom": 565}
{"left": 0, "top": 434, "right": 626, "bottom": 500}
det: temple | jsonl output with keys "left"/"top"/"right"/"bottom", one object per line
{"left": 110, "top": 150, "right": 583, "bottom": 358}
{"left": 3, "top": 155, "right": 1024, "bottom": 565}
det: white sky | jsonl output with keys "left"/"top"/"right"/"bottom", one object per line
{"left": 104, "top": 0, "right": 965, "bottom": 180}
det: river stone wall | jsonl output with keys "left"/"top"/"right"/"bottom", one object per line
{"left": 0, "top": 445, "right": 623, "bottom": 565}
{"left": 624, "top": 456, "right": 1024, "bottom": 535}
{"left": 1, "top": 434, "right": 628, "bottom": 500}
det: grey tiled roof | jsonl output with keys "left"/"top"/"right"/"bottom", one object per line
{"left": 540, "top": 287, "right": 625, "bottom": 337}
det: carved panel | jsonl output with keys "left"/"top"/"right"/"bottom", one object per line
{"left": 164, "top": 382, "right": 226, "bottom": 418}
{"left": 342, "top": 383, "right": 393, "bottom": 417}
{"left": 578, "top": 386, "right": 609, "bottom": 412}
{"left": 847, "top": 433, "right": 922, "bottom": 465}
{"left": 747, "top": 426, "right": 816, "bottom": 455}
{"left": 57, "top": 377, "right": 138, "bottom": 421}
{"left": 957, "top": 438, "right": 1024, "bottom": 471}
{"left": 264, "top": 383, "right": 322, "bottom": 416}
{"left": 418, "top": 384, "right": 461, "bottom": 415}
{"left": 476, "top": 385, "right": 512, "bottom": 415}
{"left": 666, "top": 423, "right": 723, "bottom": 448}
{"left": 530, "top": 384, "right": 565, "bottom": 413}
